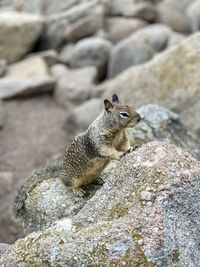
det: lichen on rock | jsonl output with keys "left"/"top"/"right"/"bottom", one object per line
{"left": 1, "top": 142, "right": 200, "bottom": 266}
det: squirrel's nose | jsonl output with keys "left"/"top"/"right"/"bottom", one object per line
{"left": 137, "top": 115, "right": 141, "bottom": 122}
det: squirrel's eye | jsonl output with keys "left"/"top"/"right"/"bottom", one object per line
{"left": 120, "top": 112, "right": 129, "bottom": 118}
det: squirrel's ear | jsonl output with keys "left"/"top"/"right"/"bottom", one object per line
{"left": 112, "top": 94, "right": 119, "bottom": 103}
{"left": 104, "top": 99, "right": 113, "bottom": 112}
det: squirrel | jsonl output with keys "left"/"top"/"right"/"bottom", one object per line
{"left": 13, "top": 94, "right": 141, "bottom": 218}
{"left": 60, "top": 94, "right": 141, "bottom": 196}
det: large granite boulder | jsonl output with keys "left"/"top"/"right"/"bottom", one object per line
{"left": 102, "top": 33, "right": 200, "bottom": 137}
{"left": 1, "top": 142, "right": 200, "bottom": 266}
{"left": 0, "top": 12, "right": 43, "bottom": 63}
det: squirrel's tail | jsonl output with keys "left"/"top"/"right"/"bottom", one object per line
{"left": 13, "top": 161, "right": 62, "bottom": 219}
{"left": 13, "top": 185, "right": 28, "bottom": 219}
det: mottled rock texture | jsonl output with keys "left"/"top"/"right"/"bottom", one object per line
{"left": 1, "top": 142, "right": 200, "bottom": 266}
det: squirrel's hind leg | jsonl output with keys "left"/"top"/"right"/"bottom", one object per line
{"left": 72, "top": 187, "right": 86, "bottom": 197}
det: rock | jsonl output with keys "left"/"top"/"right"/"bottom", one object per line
{"left": 123, "top": 2, "right": 158, "bottom": 22}
{"left": 106, "top": 0, "right": 135, "bottom": 15}
{"left": 161, "top": 0, "right": 196, "bottom": 12}
{"left": 0, "top": 59, "right": 7, "bottom": 77}
{"left": 29, "top": 50, "right": 59, "bottom": 67}
{"left": 102, "top": 33, "right": 200, "bottom": 137}
{"left": 0, "top": 12, "right": 43, "bottom": 63}
{"left": 130, "top": 104, "right": 200, "bottom": 160}
{"left": 167, "top": 32, "right": 186, "bottom": 47}
{"left": 38, "top": 1, "right": 104, "bottom": 49}
{"left": 50, "top": 64, "right": 68, "bottom": 79}
{"left": 12, "top": 160, "right": 101, "bottom": 233}
{"left": 19, "top": 0, "right": 78, "bottom": 15}
{"left": 1, "top": 142, "right": 200, "bottom": 266}
{"left": 157, "top": 2, "right": 190, "bottom": 33}
{"left": 54, "top": 67, "right": 97, "bottom": 108}
{"left": 59, "top": 44, "right": 75, "bottom": 65}
{"left": 73, "top": 37, "right": 112, "bottom": 80}
{"left": 187, "top": 0, "right": 200, "bottom": 32}
{"left": 64, "top": 98, "right": 101, "bottom": 136}
{"left": 108, "top": 24, "right": 171, "bottom": 78}
{"left": 7, "top": 56, "right": 49, "bottom": 78}
{"left": 0, "top": 77, "right": 55, "bottom": 99}
{"left": 104, "top": 17, "right": 147, "bottom": 44}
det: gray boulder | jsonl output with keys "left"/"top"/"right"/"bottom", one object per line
{"left": 28, "top": 50, "right": 59, "bottom": 67}
{"left": 1, "top": 142, "right": 200, "bottom": 266}
{"left": 123, "top": 2, "right": 158, "bottom": 22}
{"left": 130, "top": 104, "right": 200, "bottom": 160}
{"left": 104, "top": 17, "right": 147, "bottom": 44}
{"left": 18, "top": 0, "right": 78, "bottom": 15}
{"left": 0, "top": 11, "right": 43, "bottom": 63}
{"left": 187, "top": 0, "right": 200, "bottom": 32}
{"left": 39, "top": 1, "right": 104, "bottom": 49}
{"left": 54, "top": 66, "right": 97, "bottom": 108}
{"left": 0, "top": 77, "right": 55, "bottom": 99}
{"left": 7, "top": 56, "right": 49, "bottom": 78}
{"left": 102, "top": 33, "right": 200, "bottom": 137}
{"left": 108, "top": 24, "right": 171, "bottom": 78}
{"left": 157, "top": 1, "right": 190, "bottom": 33}
{"left": 64, "top": 98, "right": 101, "bottom": 136}
{"left": 50, "top": 64, "right": 68, "bottom": 79}
{"left": 73, "top": 37, "right": 112, "bottom": 80}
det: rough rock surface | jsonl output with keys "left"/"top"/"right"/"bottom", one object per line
{"left": 54, "top": 66, "right": 97, "bottom": 108}
{"left": 0, "top": 243, "right": 9, "bottom": 257}
{"left": 1, "top": 142, "right": 200, "bottom": 266}
{"left": 0, "top": 11, "right": 43, "bottom": 63}
{"left": 0, "top": 77, "right": 55, "bottom": 99}
{"left": 103, "top": 33, "right": 200, "bottom": 136}
{"left": 130, "top": 104, "right": 200, "bottom": 160}
{"left": 108, "top": 24, "right": 171, "bottom": 78}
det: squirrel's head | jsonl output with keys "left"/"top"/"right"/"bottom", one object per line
{"left": 104, "top": 94, "right": 141, "bottom": 129}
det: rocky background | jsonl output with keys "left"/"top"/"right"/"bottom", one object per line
{"left": 1, "top": 0, "right": 200, "bottom": 266}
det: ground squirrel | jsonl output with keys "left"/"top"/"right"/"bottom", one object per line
{"left": 60, "top": 94, "right": 141, "bottom": 196}
{"left": 13, "top": 94, "right": 141, "bottom": 218}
